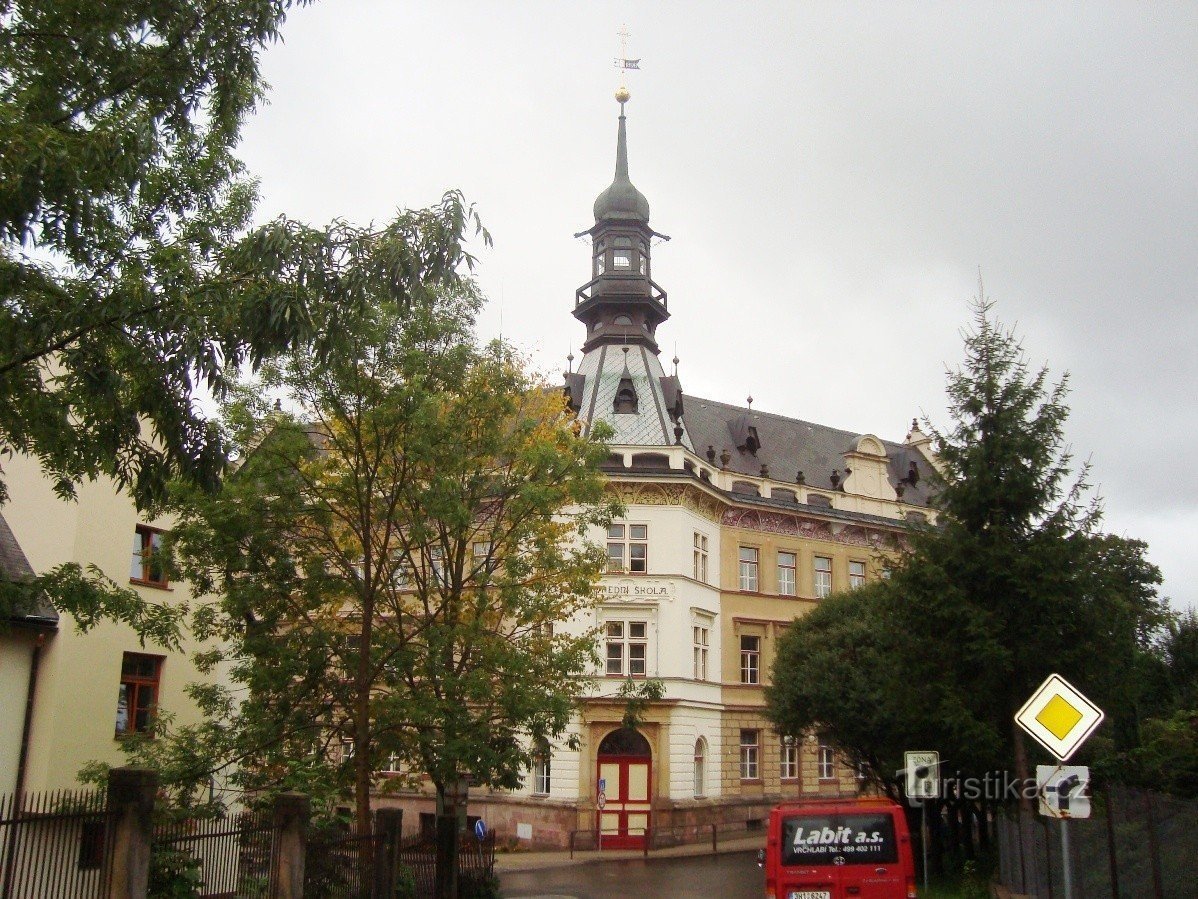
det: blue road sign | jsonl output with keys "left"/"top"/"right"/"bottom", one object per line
{"left": 474, "top": 819, "right": 487, "bottom": 841}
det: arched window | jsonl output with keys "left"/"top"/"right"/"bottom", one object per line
{"left": 693, "top": 738, "right": 707, "bottom": 799}
{"left": 614, "top": 380, "right": 638, "bottom": 414}
{"left": 613, "top": 314, "right": 633, "bottom": 326}
{"left": 598, "top": 727, "right": 651, "bottom": 757}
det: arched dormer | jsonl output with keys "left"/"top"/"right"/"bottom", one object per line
{"left": 614, "top": 378, "right": 638, "bottom": 414}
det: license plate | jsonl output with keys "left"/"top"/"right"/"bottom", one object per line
{"left": 787, "top": 892, "right": 830, "bottom": 899}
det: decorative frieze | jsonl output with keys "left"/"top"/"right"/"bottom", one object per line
{"left": 607, "top": 482, "right": 725, "bottom": 522}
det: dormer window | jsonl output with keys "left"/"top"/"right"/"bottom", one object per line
{"left": 745, "top": 426, "right": 761, "bottom": 454}
{"left": 614, "top": 378, "right": 638, "bottom": 414}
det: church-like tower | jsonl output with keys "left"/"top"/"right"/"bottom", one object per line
{"left": 566, "top": 90, "right": 692, "bottom": 451}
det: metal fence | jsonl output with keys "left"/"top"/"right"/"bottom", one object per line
{"left": 997, "top": 785, "right": 1198, "bottom": 898}
{"left": 152, "top": 808, "right": 277, "bottom": 898}
{"left": 396, "top": 830, "right": 496, "bottom": 898}
{"left": 0, "top": 788, "right": 112, "bottom": 899}
{"left": 568, "top": 818, "right": 765, "bottom": 857}
{"left": 305, "top": 830, "right": 386, "bottom": 899}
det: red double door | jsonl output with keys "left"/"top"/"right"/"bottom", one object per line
{"left": 597, "top": 754, "right": 652, "bottom": 849}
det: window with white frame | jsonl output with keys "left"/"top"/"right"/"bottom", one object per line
{"left": 738, "top": 546, "right": 758, "bottom": 591}
{"left": 849, "top": 560, "right": 866, "bottom": 589}
{"left": 472, "top": 541, "right": 490, "bottom": 577}
{"left": 777, "top": 551, "right": 796, "bottom": 596}
{"left": 740, "top": 729, "right": 760, "bottom": 780}
{"left": 693, "top": 532, "right": 709, "bottom": 582}
{"left": 740, "top": 635, "right": 760, "bottom": 684}
{"left": 605, "top": 620, "right": 647, "bottom": 676}
{"left": 607, "top": 524, "right": 647, "bottom": 573}
{"left": 532, "top": 753, "right": 551, "bottom": 795}
{"left": 818, "top": 739, "right": 835, "bottom": 780}
{"left": 694, "top": 738, "right": 707, "bottom": 798}
{"left": 692, "top": 625, "right": 709, "bottom": 681}
{"left": 814, "top": 556, "right": 832, "bottom": 598}
{"left": 781, "top": 735, "right": 799, "bottom": 780}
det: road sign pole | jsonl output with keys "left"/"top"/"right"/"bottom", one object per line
{"left": 922, "top": 801, "right": 929, "bottom": 893}
{"left": 1061, "top": 817, "right": 1073, "bottom": 899}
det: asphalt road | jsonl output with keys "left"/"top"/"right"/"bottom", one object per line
{"left": 499, "top": 849, "right": 765, "bottom": 898}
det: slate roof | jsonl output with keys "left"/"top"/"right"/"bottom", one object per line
{"left": 681, "top": 396, "right": 936, "bottom": 508}
{"left": 576, "top": 344, "right": 695, "bottom": 451}
{"left": 0, "top": 511, "right": 58, "bottom": 628}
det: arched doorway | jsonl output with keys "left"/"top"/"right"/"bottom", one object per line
{"left": 596, "top": 727, "right": 652, "bottom": 849}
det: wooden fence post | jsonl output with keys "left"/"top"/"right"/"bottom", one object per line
{"left": 105, "top": 767, "right": 157, "bottom": 899}
{"left": 374, "top": 808, "right": 403, "bottom": 898}
{"left": 270, "top": 792, "right": 310, "bottom": 899}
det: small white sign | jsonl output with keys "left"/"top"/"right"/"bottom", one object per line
{"left": 601, "top": 578, "right": 675, "bottom": 602}
{"left": 1037, "top": 765, "right": 1091, "bottom": 819}
{"left": 516, "top": 823, "right": 532, "bottom": 840}
{"left": 904, "top": 750, "right": 940, "bottom": 803}
{"left": 1015, "top": 674, "right": 1104, "bottom": 762}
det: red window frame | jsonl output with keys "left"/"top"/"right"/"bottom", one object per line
{"left": 130, "top": 524, "right": 169, "bottom": 588}
{"left": 115, "top": 652, "right": 163, "bottom": 737}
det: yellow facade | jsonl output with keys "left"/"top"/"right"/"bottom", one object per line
{"left": 0, "top": 451, "right": 218, "bottom": 794}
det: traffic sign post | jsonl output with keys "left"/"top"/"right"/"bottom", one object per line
{"left": 904, "top": 750, "right": 939, "bottom": 892}
{"left": 1016, "top": 676, "right": 1104, "bottom": 899}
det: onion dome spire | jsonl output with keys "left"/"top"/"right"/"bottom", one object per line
{"left": 593, "top": 89, "right": 651, "bottom": 223}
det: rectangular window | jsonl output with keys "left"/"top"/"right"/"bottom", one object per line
{"left": 849, "top": 560, "right": 866, "bottom": 589}
{"left": 613, "top": 250, "right": 632, "bottom": 269}
{"left": 692, "top": 625, "right": 709, "bottom": 681}
{"left": 605, "top": 621, "right": 624, "bottom": 675}
{"left": 607, "top": 524, "right": 648, "bottom": 573}
{"left": 692, "top": 532, "right": 709, "bottom": 582}
{"left": 533, "top": 755, "right": 551, "bottom": 795}
{"left": 814, "top": 556, "right": 833, "bottom": 599}
{"left": 115, "top": 653, "right": 162, "bottom": 737}
{"left": 781, "top": 736, "right": 799, "bottom": 780}
{"left": 130, "top": 525, "right": 167, "bottom": 587}
{"left": 740, "top": 729, "right": 760, "bottom": 780}
{"left": 738, "top": 546, "right": 759, "bottom": 591}
{"left": 740, "top": 635, "right": 760, "bottom": 685}
{"left": 777, "top": 551, "right": 796, "bottom": 596}
{"left": 472, "top": 540, "right": 490, "bottom": 573}
{"left": 605, "top": 619, "right": 647, "bottom": 676}
{"left": 818, "top": 740, "right": 836, "bottom": 780}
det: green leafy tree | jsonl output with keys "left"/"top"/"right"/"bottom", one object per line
{"left": 149, "top": 283, "right": 618, "bottom": 872}
{"left": 2, "top": 0, "right": 310, "bottom": 507}
{"left": 768, "top": 296, "right": 1168, "bottom": 808}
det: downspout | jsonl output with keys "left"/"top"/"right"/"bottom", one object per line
{"left": 14, "top": 632, "right": 46, "bottom": 796}
{"left": 2, "top": 632, "right": 46, "bottom": 899}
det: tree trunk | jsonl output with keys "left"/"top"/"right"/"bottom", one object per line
{"left": 1012, "top": 721, "right": 1033, "bottom": 813}
{"left": 434, "top": 785, "right": 460, "bottom": 899}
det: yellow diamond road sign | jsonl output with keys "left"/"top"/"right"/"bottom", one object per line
{"left": 1016, "top": 674, "right": 1104, "bottom": 762}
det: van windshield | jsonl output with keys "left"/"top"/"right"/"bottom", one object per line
{"left": 781, "top": 812, "right": 898, "bottom": 865}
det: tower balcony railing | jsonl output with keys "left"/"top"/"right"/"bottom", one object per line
{"left": 575, "top": 276, "right": 668, "bottom": 310}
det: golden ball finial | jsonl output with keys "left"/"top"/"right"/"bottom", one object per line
{"left": 615, "top": 85, "right": 631, "bottom": 103}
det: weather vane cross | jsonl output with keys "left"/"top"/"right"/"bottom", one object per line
{"left": 614, "top": 24, "right": 640, "bottom": 97}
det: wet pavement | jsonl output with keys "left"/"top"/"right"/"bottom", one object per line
{"left": 499, "top": 849, "right": 765, "bottom": 898}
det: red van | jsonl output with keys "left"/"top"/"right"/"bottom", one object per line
{"left": 760, "top": 797, "right": 917, "bottom": 899}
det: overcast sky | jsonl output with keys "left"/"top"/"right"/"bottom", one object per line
{"left": 237, "top": 2, "right": 1197, "bottom": 610}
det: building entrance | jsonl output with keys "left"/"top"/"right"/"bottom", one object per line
{"left": 596, "top": 727, "right": 652, "bottom": 849}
